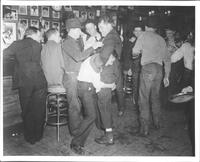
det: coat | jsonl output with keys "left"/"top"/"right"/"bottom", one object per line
{"left": 3, "top": 38, "right": 47, "bottom": 89}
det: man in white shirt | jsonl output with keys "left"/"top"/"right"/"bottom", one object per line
{"left": 72, "top": 54, "right": 115, "bottom": 155}
{"left": 171, "top": 33, "right": 194, "bottom": 88}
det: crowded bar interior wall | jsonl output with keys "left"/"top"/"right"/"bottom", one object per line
{"left": 2, "top": 4, "right": 195, "bottom": 127}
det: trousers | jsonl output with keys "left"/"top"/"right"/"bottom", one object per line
{"left": 71, "top": 81, "right": 100, "bottom": 146}
{"left": 138, "top": 63, "right": 163, "bottom": 126}
{"left": 97, "top": 88, "right": 113, "bottom": 129}
{"left": 18, "top": 84, "right": 47, "bottom": 143}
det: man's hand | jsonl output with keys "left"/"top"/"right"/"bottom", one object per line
{"left": 181, "top": 86, "right": 193, "bottom": 94}
{"left": 105, "top": 54, "right": 115, "bottom": 66}
{"left": 163, "top": 77, "right": 169, "bottom": 87}
{"left": 110, "top": 83, "right": 116, "bottom": 91}
{"left": 92, "top": 41, "right": 103, "bottom": 49}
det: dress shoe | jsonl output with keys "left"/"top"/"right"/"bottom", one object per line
{"left": 70, "top": 144, "right": 85, "bottom": 155}
{"left": 95, "top": 132, "right": 114, "bottom": 145}
{"left": 118, "top": 110, "right": 124, "bottom": 117}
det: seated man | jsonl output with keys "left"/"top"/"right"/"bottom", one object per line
{"left": 41, "top": 28, "right": 65, "bottom": 90}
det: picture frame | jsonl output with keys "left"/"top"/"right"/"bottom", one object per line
{"left": 4, "top": 9, "right": 18, "bottom": 21}
{"left": 41, "top": 6, "right": 49, "bottom": 17}
{"left": 80, "top": 11, "right": 87, "bottom": 20}
{"left": 52, "top": 10, "right": 60, "bottom": 19}
{"left": 52, "top": 22, "right": 60, "bottom": 31}
{"left": 64, "top": 6, "right": 72, "bottom": 11}
{"left": 73, "top": 10, "right": 79, "bottom": 18}
{"left": 30, "top": 19, "right": 39, "bottom": 28}
{"left": 18, "top": 6, "right": 27, "bottom": 15}
{"left": 44, "top": 20, "right": 50, "bottom": 32}
{"left": 2, "top": 22, "right": 17, "bottom": 49}
{"left": 18, "top": 19, "right": 28, "bottom": 40}
{"left": 30, "top": 6, "right": 39, "bottom": 16}
{"left": 88, "top": 11, "right": 95, "bottom": 19}
{"left": 96, "top": 10, "right": 101, "bottom": 17}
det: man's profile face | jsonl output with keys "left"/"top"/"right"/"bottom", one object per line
{"left": 98, "top": 20, "right": 108, "bottom": 37}
{"left": 86, "top": 23, "right": 96, "bottom": 36}
{"left": 133, "top": 27, "right": 142, "bottom": 38}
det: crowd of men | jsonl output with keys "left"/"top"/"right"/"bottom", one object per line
{"left": 3, "top": 14, "right": 195, "bottom": 155}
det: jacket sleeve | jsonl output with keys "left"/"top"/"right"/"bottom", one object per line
{"left": 62, "top": 39, "right": 94, "bottom": 62}
{"left": 3, "top": 41, "right": 18, "bottom": 59}
{"left": 162, "top": 41, "right": 171, "bottom": 78}
{"left": 99, "top": 36, "right": 116, "bottom": 65}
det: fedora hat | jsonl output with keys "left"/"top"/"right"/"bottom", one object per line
{"left": 146, "top": 16, "right": 159, "bottom": 29}
{"left": 90, "top": 54, "right": 103, "bottom": 73}
{"left": 65, "top": 18, "right": 82, "bottom": 30}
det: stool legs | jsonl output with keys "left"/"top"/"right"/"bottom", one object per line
{"left": 56, "top": 94, "right": 60, "bottom": 142}
{"left": 45, "top": 93, "right": 68, "bottom": 142}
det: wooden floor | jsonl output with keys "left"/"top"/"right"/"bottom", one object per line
{"left": 3, "top": 98, "right": 193, "bottom": 156}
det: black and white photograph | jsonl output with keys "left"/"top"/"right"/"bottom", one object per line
{"left": 1, "top": 2, "right": 199, "bottom": 162}
{"left": 88, "top": 11, "right": 95, "bottom": 19}
{"left": 73, "top": 10, "right": 79, "bottom": 18}
{"left": 3, "top": 7, "right": 18, "bottom": 21}
{"left": 2, "top": 22, "right": 17, "bottom": 50}
{"left": 41, "top": 6, "right": 50, "bottom": 17}
{"left": 18, "top": 19, "right": 28, "bottom": 39}
{"left": 80, "top": 10, "right": 87, "bottom": 20}
{"left": 52, "top": 10, "right": 60, "bottom": 19}
{"left": 52, "top": 21, "right": 60, "bottom": 31}
{"left": 44, "top": 20, "right": 50, "bottom": 31}
{"left": 30, "top": 6, "right": 39, "bottom": 16}
{"left": 18, "top": 6, "right": 27, "bottom": 15}
{"left": 30, "top": 19, "right": 39, "bottom": 28}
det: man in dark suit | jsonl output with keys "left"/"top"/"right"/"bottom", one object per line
{"left": 95, "top": 14, "right": 125, "bottom": 145}
{"left": 62, "top": 18, "right": 102, "bottom": 154}
{"left": 3, "top": 27, "right": 47, "bottom": 144}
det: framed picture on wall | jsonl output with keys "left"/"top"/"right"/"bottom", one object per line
{"left": 41, "top": 6, "right": 49, "bottom": 17}
{"left": 18, "top": 19, "right": 28, "bottom": 39}
{"left": 44, "top": 20, "right": 50, "bottom": 32}
{"left": 2, "top": 22, "right": 17, "bottom": 49}
{"left": 52, "top": 10, "right": 60, "bottom": 19}
{"left": 73, "top": 10, "right": 79, "bottom": 18}
{"left": 64, "top": 6, "right": 72, "bottom": 11}
{"left": 30, "top": 19, "right": 39, "bottom": 28}
{"left": 52, "top": 22, "right": 60, "bottom": 31}
{"left": 30, "top": 6, "right": 39, "bottom": 16}
{"left": 18, "top": 19, "right": 28, "bottom": 40}
{"left": 4, "top": 9, "right": 18, "bottom": 21}
{"left": 88, "top": 11, "right": 95, "bottom": 19}
{"left": 80, "top": 11, "right": 87, "bottom": 19}
{"left": 19, "top": 6, "right": 27, "bottom": 15}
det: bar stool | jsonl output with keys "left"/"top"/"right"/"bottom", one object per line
{"left": 44, "top": 86, "right": 68, "bottom": 141}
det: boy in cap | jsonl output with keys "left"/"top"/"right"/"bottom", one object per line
{"left": 62, "top": 18, "right": 102, "bottom": 154}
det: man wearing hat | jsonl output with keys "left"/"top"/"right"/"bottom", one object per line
{"left": 132, "top": 16, "right": 171, "bottom": 136}
{"left": 62, "top": 18, "right": 102, "bottom": 154}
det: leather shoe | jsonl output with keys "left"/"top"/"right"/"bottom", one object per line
{"left": 95, "top": 134, "right": 114, "bottom": 145}
{"left": 118, "top": 110, "right": 124, "bottom": 117}
{"left": 70, "top": 144, "right": 85, "bottom": 155}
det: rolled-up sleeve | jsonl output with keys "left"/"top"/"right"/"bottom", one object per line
{"left": 132, "top": 36, "right": 142, "bottom": 55}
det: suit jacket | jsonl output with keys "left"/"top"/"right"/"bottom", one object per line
{"left": 99, "top": 29, "right": 122, "bottom": 83}
{"left": 99, "top": 29, "right": 122, "bottom": 64}
{"left": 62, "top": 36, "right": 94, "bottom": 73}
{"left": 3, "top": 38, "right": 47, "bottom": 89}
